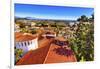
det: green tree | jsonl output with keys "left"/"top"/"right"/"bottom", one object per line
{"left": 89, "top": 13, "right": 94, "bottom": 22}
{"left": 69, "top": 16, "right": 94, "bottom": 61}
{"left": 15, "top": 49, "right": 23, "bottom": 63}
{"left": 77, "top": 15, "right": 88, "bottom": 22}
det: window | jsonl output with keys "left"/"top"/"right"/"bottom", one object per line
{"left": 24, "top": 42, "right": 27, "bottom": 46}
{"left": 21, "top": 43, "right": 23, "bottom": 46}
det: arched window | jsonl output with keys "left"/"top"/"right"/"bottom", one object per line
{"left": 19, "top": 42, "right": 21, "bottom": 47}
{"left": 21, "top": 42, "right": 23, "bottom": 47}
{"left": 24, "top": 42, "right": 27, "bottom": 46}
{"left": 28, "top": 41, "right": 30, "bottom": 45}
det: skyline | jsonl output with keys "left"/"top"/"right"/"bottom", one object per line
{"left": 15, "top": 3, "right": 94, "bottom": 20}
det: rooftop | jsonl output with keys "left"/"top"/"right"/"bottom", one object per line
{"left": 15, "top": 32, "right": 37, "bottom": 42}
{"left": 55, "top": 37, "right": 66, "bottom": 41}
{"left": 16, "top": 38, "right": 76, "bottom": 65}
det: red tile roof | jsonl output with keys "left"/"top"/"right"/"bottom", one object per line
{"left": 15, "top": 32, "right": 37, "bottom": 42}
{"left": 55, "top": 37, "right": 66, "bottom": 41}
{"left": 16, "top": 38, "right": 53, "bottom": 65}
{"left": 16, "top": 38, "right": 76, "bottom": 65}
{"left": 44, "top": 44, "right": 76, "bottom": 64}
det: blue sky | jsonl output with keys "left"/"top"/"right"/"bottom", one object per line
{"left": 15, "top": 3, "right": 94, "bottom": 20}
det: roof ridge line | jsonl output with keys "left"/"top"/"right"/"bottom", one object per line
{"left": 43, "top": 43, "right": 52, "bottom": 64}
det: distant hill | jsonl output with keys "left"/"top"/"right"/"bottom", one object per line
{"left": 15, "top": 16, "right": 78, "bottom": 27}
{"left": 15, "top": 16, "right": 76, "bottom": 22}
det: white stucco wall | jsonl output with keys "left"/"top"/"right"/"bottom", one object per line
{"left": 16, "top": 38, "right": 38, "bottom": 54}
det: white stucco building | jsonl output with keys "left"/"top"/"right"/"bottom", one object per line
{"left": 15, "top": 32, "right": 38, "bottom": 53}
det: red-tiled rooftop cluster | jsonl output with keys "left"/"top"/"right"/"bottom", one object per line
{"left": 16, "top": 36, "right": 76, "bottom": 65}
